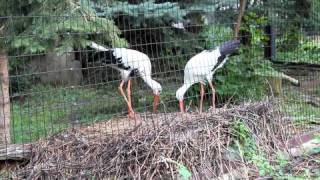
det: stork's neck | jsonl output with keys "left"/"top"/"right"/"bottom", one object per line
{"left": 214, "top": 48, "right": 222, "bottom": 57}
{"left": 176, "top": 83, "right": 193, "bottom": 101}
{"left": 206, "top": 48, "right": 222, "bottom": 60}
{"left": 142, "top": 76, "right": 162, "bottom": 94}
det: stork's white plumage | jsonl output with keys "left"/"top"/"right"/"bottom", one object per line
{"left": 176, "top": 39, "right": 240, "bottom": 113}
{"left": 90, "top": 42, "right": 162, "bottom": 118}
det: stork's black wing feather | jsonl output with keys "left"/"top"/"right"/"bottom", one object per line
{"left": 218, "top": 39, "right": 241, "bottom": 56}
{"left": 95, "top": 50, "right": 131, "bottom": 70}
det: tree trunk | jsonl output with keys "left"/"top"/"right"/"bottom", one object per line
{"left": 268, "top": 77, "right": 282, "bottom": 97}
{"left": 0, "top": 51, "right": 10, "bottom": 145}
{"left": 234, "top": 0, "right": 247, "bottom": 38}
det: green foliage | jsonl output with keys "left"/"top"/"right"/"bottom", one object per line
{"left": 251, "top": 153, "right": 275, "bottom": 176}
{"left": 215, "top": 55, "right": 268, "bottom": 101}
{"left": 2, "top": 0, "right": 127, "bottom": 54}
{"left": 230, "top": 120, "right": 292, "bottom": 178}
{"left": 265, "top": 0, "right": 315, "bottom": 29}
{"left": 161, "top": 157, "right": 192, "bottom": 180}
{"left": 277, "top": 26, "right": 301, "bottom": 51}
{"left": 263, "top": 0, "right": 320, "bottom": 52}
{"left": 178, "top": 0, "right": 220, "bottom": 13}
{"left": 264, "top": 0, "right": 320, "bottom": 57}
{"left": 242, "top": 12, "right": 269, "bottom": 45}
{"left": 277, "top": 37, "right": 320, "bottom": 64}
{"left": 212, "top": 13, "right": 271, "bottom": 101}
{"left": 99, "top": 0, "right": 187, "bottom": 23}
{"left": 231, "top": 119, "right": 251, "bottom": 144}
{"left": 178, "top": 164, "right": 192, "bottom": 180}
{"left": 231, "top": 120, "right": 258, "bottom": 161}
{"left": 199, "top": 25, "right": 233, "bottom": 49}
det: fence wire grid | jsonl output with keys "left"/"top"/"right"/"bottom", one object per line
{"left": 0, "top": 0, "right": 319, "bottom": 179}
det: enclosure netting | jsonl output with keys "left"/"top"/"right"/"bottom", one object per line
{"left": 0, "top": 0, "right": 319, "bottom": 179}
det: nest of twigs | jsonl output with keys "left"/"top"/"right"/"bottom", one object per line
{"left": 10, "top": 100, "right": 315, "bottom": 179}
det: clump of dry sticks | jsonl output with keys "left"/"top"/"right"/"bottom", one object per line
{"left": 10, "top": 100, "right": 313, "bottom": 179}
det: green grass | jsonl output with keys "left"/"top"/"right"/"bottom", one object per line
{"left": 277, "top": 50, "right": 320, "bottom": 64}
{"left": 280, "top": 89, "right": 320, "bottom": 125}
{"left": 10, "top": 85, "right": 124, "bottom": 144}
{"left": 10, "top": 82, "right": 320, "bottom": 144}
{"left": 10, "top": 83, "right": 181, "bottom": 144}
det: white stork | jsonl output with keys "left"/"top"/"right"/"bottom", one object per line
{"left": 90, "top": 42, "right": 162, "bottom": 118}
{"left": 176, "top": 39, "right": 241, "bottom": 113}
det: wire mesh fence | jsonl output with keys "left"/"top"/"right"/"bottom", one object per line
{"left": 0, "top": 0, "right": 319, "bottom": 179}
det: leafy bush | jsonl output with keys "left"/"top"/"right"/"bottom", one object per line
{"left": 277, "top": 37, "right": 320, "bottom": 64}
{"left": 231, "top": 118, "right": 319, "bottom": 178}
{"left": 199, "top": 25, "right": 234, "bottom": 49}
{"left": 230, "top": 120, "right": 290, "bottom": 177}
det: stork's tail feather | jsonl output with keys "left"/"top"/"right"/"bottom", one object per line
{"left": 218, "top": 39, "right": 241, "bottom": 56}
{"left": 90, "top": 42, "right": 111, "bottom": 51}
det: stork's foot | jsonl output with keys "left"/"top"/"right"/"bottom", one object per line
{"left": 208, "top": 106, "right": 216, "bottom": 112}
{"left": 128, "top": 110, "right": 136, "bottom": 119}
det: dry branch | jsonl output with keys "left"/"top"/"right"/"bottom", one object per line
{"left": 6, "top": 100, "right": 311, "bottom": 179}
{"left": 281, "top": 73, "right": 300, "bottom": 86}
{"left": 0, "top": 144, "right": 32, "bottom": 161}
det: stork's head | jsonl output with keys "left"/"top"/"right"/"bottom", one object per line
{"left": 151, "top": 81, "right": 162, "bottom": 96}
{"left": 150, "top": 81, "right": 162, "bottom": 113}
{"left": 176, "top": 84, "right": 191, "bottom": 113}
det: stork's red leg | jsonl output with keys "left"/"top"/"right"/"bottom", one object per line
{"left": 127, "top": 79, "right": 132, "bottom": 106}
{"left": 179, "top": 100, "right": 185, "bottom": 113}
{"left": 126, "top": 79, "right": 135, "bottom": 118}
{"left": 153, "top": 94, "right": 160, "bottom": 113}
{"left": 199, "top": 83, "right": 205, "bottom": 113}
{"left": 118, "top": 80, "right": 135, "bottom": 118}
{"left": 208, "top": 81, "right": 216, "bottom": 109}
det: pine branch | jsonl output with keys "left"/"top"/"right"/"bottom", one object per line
{"left": 6, "top": 0, "right": 128, "bottom": 54}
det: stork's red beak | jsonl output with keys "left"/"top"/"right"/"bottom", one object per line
{"left": 179, "top": 100, "right": 185, "bottom": 113}
{"left": 153, "top": 94, "right": 160, "bottom": 113}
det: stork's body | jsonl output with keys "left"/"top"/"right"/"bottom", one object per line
{"left": 91, "top": 42, "right": 162, "bottom": 118}
{"left": 176, "top": 40, "right": 240, "bottom": 113}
